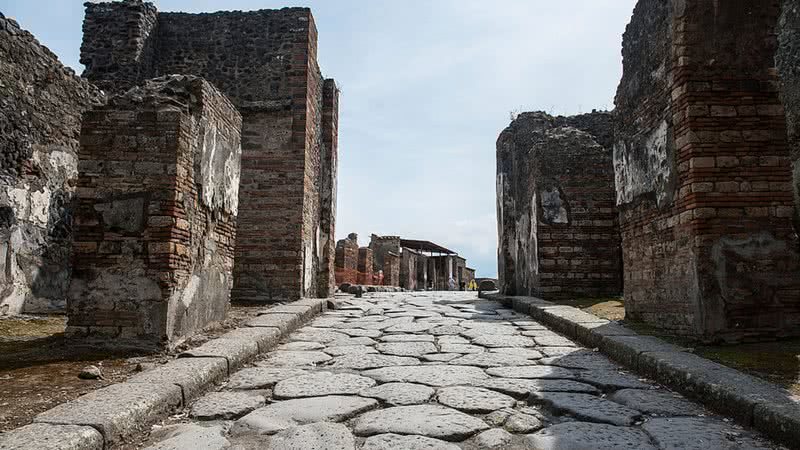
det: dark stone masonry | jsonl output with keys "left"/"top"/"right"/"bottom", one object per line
{"left": 67, "top": 76, "right": 241, "bottom": 348}
{"left": 80, "top": 0, "right": 339, "bottom": 303}
{"left": 778, "top": 0, "right": 800, "bottom": 226}
{"left": 614, "top": 0, "right": 800, "bottom": 341}
{"left": 497, "top": 111, "right": 622, "bottom": 300}
{"left": 0, "top": 13, "right": 104, "bottom": 315}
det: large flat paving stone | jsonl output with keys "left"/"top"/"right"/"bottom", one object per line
{"left": 474, "top": 378, "right": 600, "bottom": 397}
{"left": 575, "top": 369, "right": 650, "bottom": 390}
{"left": 609, "top": 388, "right": 704, "bottom": 416}
{"left": 361, "top": 433, "right": 460, "bottom": 450}
{"left": 448, "top": 352, "right": 537, "bottom": 367}
{"left": 273, "top": 372, "right": 376, "bottom": 399}
{"left": 375, "top": 342, "right": 437, "bottom": 357}
{"left": 288, "top": 328, "right": 350, "bottom": 344}
{"left": 384, "top": 322, "right": 435, "bottom": 333}
{"left": 526, "top": 421, "right": 657, "bottom": 450}
{"left": 263, "top": 422, "right": 355, "bottom": 450}
{"left": 439, "top": 343, "right": 485, "bottom": 354}
{"left": 473, "top": 428, "right": 513, "bottom": 448}
{"left": 189, "top": 391, "right": 266, "bottom": 420}
{"left": 225, "top": 368, "right": 307, "bottom": 390}
{"left": 436, "top": 386, "right": 516, "bottom": 413}
{"left": 323, "top": 345, "right": 379, "bottom": 356}
{"left": 232, "top": 396, "right": 378, "bottom": 435}
{"left": 530, "top": 392, "right": 643, "bottom": 426}
{"left": 0, "top": 423, "right": 103, "bottom": 450}
{"left": 379, "top": 334, "right": 435, "bottom": 343}
{"left": 472, "top": 335, "right": 535, "bottom": 348}
{"left": 361, "top": 365, "right": 488, "bottom": 387}
{"left": 276, "top": 341, "right": 326, "bottom": 351}
{"left": 484, "top": 408, "right": 543, "bottom": 433}
{"left": 338, "top": 328, "right": 382, "bottom": 338}
{"left": 324, "top": 353, "right": 420, "bottom": 370}
{"left": 353, "top": 405, "right": 489, "bottom": 441}
{"left": 486, "top": 365, "right": 582, "bottom": 380}
{"left": 144, "top": 424, "right": 229, "bottom": 450}
{"left": 641, "top": 417, "right": 773, "bottom": 450}
{"left": 359, "top": 382, "right": 435, "bottom": 406}
{"left": 259, "top": 351, "right": 332, "bottom": 367}
{"left": 489, "top": 347, "right": 544, "bottom": 359}
{"left": 34, "top": 382, "right": 182, "bottom": 447}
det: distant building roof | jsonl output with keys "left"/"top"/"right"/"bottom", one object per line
{"left": 400, "top": 239, "right": 457, "bottom": 255}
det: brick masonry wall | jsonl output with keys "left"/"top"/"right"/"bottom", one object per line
{"left": 319, "top": 80, "right": 340, "bottom": 297}
{"left": 383, "top": 252, "right": 400, "bottom": 287}
{"left": 0, "top": 14, "right": 104, "bottom": 315}
{"left": 497, "top": 112, "right": 622, "bottom": 300}
{"left": 369, "top": 235, "right": 402, "bottom": 273}
{"left": 615, "top": 0, "right": 800, "bottom": 342}
{"left": 334, "top": 234, "right": 358, "bottom": 285}
{"left": 778, "top": 0, "right": 800, "bottom": 226}
{"left": 357, "top": 247, "right": 374, "bottom": 286}
{"left": 400, "top": 249, "right": 423, "bottom": 290}
{"left": 80, "top": 1, "right": 338, "bottom": 303}
{"left": 67, "top": 76, "right": 241, "bottom": 348}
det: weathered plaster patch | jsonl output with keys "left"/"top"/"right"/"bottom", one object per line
{"left": 539, "top": 186, "right": 568, "bottom": 224}
{"left": 614, "top": 119, "right": 672, "bottom": 207}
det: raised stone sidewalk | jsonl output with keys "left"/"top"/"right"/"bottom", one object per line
{"left": 483, "top": 292, "right": 800, "bottom": 449}
{"left": 0, "top": 298, "right": 331, "bottom": 450}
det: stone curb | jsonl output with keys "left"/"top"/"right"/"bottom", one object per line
{"left": 0, "top": 298, "right": 332, "bottom": 450}
{"left": 482, "top": 292, "right": 800, "bottom": 449}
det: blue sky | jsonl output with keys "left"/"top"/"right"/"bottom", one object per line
{"left": 0, "top": 0, "right": 636, "bottom": 278}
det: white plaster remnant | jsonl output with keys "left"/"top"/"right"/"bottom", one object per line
{"left": 614, "top": 119, "right": 671, "bottom": 207}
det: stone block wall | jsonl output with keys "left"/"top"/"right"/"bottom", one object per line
{"left": 335, "top": 233, "right": 359, "bottom": 285}
{"left": 383, "top": 252, "right": 400, "bottom": 287}
{"left": 68, "top": 76, "right": 241, "bottom": 348}
{"left": 80, "top": 1, "right": 338, "bottom": 302}
{"left": 778, "top": 0, "right": 800, "bottom": 226}
{"left": 497, "top": 111, "right": 622, "bottom": 299}
{"left": 615, "top": 0, "right": 800, "bottom": 341}
{"left": 357, "top": 247, "right": 374, "bottom": 286}
{"left": 0, "top": 14, "right": 104, "bottom": 315}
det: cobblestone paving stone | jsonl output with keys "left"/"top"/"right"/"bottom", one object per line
{"left": 141, "top": 292, "right": 784, "bottom": 449}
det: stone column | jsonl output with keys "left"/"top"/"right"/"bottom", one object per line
{"left": 68, "top": 76, "right": 242, "bottom": 349}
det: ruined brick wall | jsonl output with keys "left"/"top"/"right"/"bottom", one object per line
{"left": 369, "top": 235, "right": 402, "bottom": 273}
{"left": 68, "top": 76, "right": 241, "bottom": 348}
{"left": 615, "top": 0, "right": 800, "bottom": 341}
{"left": 81, "top": 1, "right": 338, "bottom": 302}
{"left": 334, "top": 233, "right": 358, "bottom": 285}
{"left": 357, "top": 248, "right": 374, "bottom": 286}
{"left": 497, "top": 112, "right": 622, "bottom": 300}
{"left": 80, "top": 0, "right": 158, "bottom": 93}
{"left": 319, "top": 80, "right": 340, "bottom": 297}
{"left": 383, "top": 252, "right": 400, "bottom": 287}
{"left": 400, "top": 249, "right": 420, "bottom": 290}
{"left": 778, "top": 0, "right": 800, "bottom": 226}
{"left": 0, "top": 14, "right": 104, "bottom": 315}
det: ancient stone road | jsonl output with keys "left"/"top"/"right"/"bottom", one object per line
{"left": 143, "top": 292, "right": 780, "bottom": 449}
